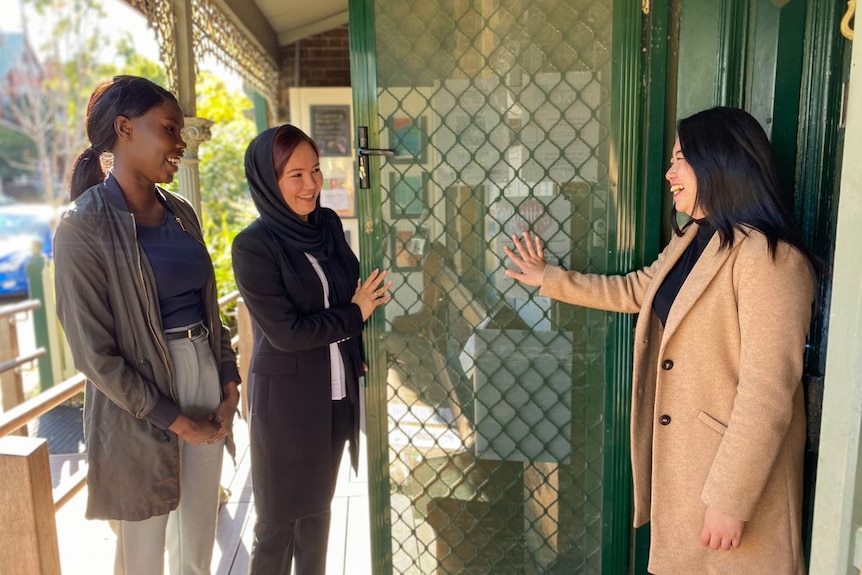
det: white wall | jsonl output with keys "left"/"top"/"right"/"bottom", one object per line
{"left": 809, "top": 29, "right": 862, "bottom": 575}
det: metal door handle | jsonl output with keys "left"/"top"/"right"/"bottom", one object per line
{"left": 357, "top": 126, "right": 394, "bottom": 189}
{"left": 358, "top": 147, "right": 395, "bottom": 157}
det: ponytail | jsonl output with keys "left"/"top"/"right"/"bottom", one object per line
{"left": 70, "top": 147, "right": 105, "bottom": 200}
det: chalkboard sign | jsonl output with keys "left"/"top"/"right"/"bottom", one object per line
{"left": 310, "top": 105, "right": 351, "bottom": 157}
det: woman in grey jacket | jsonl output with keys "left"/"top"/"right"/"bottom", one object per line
{"left": 54, "top": 76, "right": 240, "bottom": 575}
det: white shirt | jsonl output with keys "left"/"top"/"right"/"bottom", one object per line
{"left": 305, "top": 253, "right": 347, "bottom": 400}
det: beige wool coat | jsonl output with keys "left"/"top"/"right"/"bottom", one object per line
{"left": 540, "top": 223, "right": 813, "bottom": 574}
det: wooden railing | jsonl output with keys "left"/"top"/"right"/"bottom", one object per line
{"left": 219, "top": 291, "right": 252, "bottom": 419}
{"left": 0, "top": 291, "right": 252, "bottom": 574}
{"left": 0, "top": 299, "right": 45, "bottom": 420}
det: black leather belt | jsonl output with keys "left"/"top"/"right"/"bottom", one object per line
{"left": 165, "top": 323, "right": 206, "bottom": 341}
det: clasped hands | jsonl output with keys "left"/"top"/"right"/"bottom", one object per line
{"left": 168, "top": 381, "right": 240, "bottom": 445}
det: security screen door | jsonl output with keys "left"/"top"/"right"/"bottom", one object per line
{"left": 349, "top": 1, "right": 646, "bottom": 572}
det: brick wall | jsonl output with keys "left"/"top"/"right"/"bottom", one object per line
{"left": 277, "top": 25, "right": 351, "bottom": 120}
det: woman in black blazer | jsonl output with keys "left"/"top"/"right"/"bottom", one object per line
{"left": 232, "top": 125, "right": 390, "bottom": 574}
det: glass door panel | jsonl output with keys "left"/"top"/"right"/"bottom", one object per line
{"left": 362, "top": 1, "right": 622, "bottom": 572}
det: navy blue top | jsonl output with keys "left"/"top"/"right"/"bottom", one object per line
{"left": 652, "top": 219, "right": 715, "bottom": 326}
{"left": 136, "top": 204, "right": 209, "bottom": 329}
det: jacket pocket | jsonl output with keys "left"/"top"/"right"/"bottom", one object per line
{"left": 251, "top": 353, "right": 297, "bottom": 375}
{"left": 697, "top": 411, "right": 728, "bottom": 435}
{"left": 137, "top": 358, "right": 156, "bottom": 384}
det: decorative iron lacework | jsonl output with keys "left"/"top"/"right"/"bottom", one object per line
{"left": 125, "top": 0, "right": 178, "bottom": 94}
{"left": 191, "top": 0, "right": 279, "bottom": 121}
{"left": 125, "top": 0, "right": 278, "bottom": 120}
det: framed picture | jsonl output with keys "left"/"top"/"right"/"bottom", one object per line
{"left": 320, "top": 174, "right": 355, "bottom": 218}
{"left": 390, "top": 229, "right": 422, "bottom": 271}
{"left": 310, "top": 105, "right": 351, "bottom": 157}
{"left": 388, "top": 172, "right": 428, "bottom": 219}
{"left": 386, "top": 115, "right": 428, "bottom": 164}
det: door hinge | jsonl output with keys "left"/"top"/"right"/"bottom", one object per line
{"left": 840, "top": 82, "right": 849, "bottom": 129}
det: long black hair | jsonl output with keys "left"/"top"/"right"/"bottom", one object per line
{"left": 70, "top": 75, "right": 179, "bottom": 200}
{"left": 673, "top": 106, "right": 813, "bottom": 265}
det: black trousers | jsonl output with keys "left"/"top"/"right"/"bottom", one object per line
{"left": 248, "top": 398, "right": 353, "bottom": 575}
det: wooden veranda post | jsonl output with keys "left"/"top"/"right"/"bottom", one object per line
{"left": 0, "top": 310, "right": 26, "bottom": 424}
{"left": 0, "top": 436, "right": 61, "bottom": 575}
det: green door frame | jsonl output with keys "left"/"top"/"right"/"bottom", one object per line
{"left": 795, "top": 1, "right": 849, "bottom": 563}
{"left": 604, "top": 0, "right": 668, "bottom": 573}
{"left": 348, "top": 3, "right": 392, "bottom": 573}
{"left": 631, "top": 0, "right": 675, "bottom": 570}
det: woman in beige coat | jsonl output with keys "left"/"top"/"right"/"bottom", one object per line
{"left": 505, "top": 107, "right": 816, "bottom": 574}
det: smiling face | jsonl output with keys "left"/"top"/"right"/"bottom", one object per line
{"left": 121, "top": 100, "right": 186, "bottom": 185}
{"left": 665, "top": 137, "right": 704, "bottom": 219}
{"left": 277, "top": 141, "right": 323, "bottom": 221}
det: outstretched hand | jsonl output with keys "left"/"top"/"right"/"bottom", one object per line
{"left": 503, "top": 231, "right": 548, "bottom": 288}
{"left": 352, "top": 269, "right": 391, "bottom": 321}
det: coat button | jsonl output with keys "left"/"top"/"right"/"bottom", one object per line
{"left": 661, "top": 359, "right": 674, "bottom": 370}
{"left": 659, "top": 415, "right": 671, "bottom": 425}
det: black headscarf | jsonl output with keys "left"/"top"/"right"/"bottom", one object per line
{"left": 244, "top": 127, "right": 341, "bottom": 261}
{"left": 243, "top": 127, "right": 361, "bottom": 374}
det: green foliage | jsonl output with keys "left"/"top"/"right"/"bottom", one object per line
{"left": 196, "top": 72, "right": 253, "bottom": 124}
{"left": 115, "top": 34, "right": 166, "bottom": 86}
{"left": 29, "top": 0, "right": 113, "bottom": 128}
{"left": 195, "top": 71, "right": 258, "bottom": 299}
{"left": 3, "top": 0, "right": 119, "bottom": 202}
{"left": 0, "top": 127, "right": 38, "bottom": 179}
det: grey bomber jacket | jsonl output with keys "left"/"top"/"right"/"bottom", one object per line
{"left": 53, "top": 176, "right": 240, "bottom": 521}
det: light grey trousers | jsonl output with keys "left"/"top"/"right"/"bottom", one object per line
{"left": 110, "top": 324, "right": 224, "bottom": 575}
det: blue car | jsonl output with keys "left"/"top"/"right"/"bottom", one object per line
{"left": 0, "top": 204, "right": 57, "bottom": 299}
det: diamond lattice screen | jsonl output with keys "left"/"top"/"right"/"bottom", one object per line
{"left": 373, "top": 1, "right": 614, "bottom": 572}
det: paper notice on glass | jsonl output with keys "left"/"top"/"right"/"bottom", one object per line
{"left": 321, "top": 186, "right": 351, "bottom": 213}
